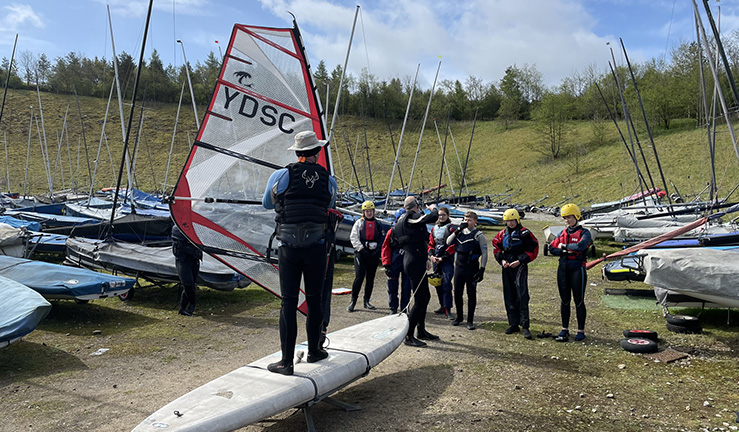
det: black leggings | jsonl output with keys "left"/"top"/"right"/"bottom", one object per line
{"left": 351, "top": 251, "right": 379, "bottom": 301}
{"left": 404, "top": 249, "right": 431, "bottom": 335}
{"left": 278, "top": 243, "right": 327, "bottom": 362}
{"left": 453, "top": 267, "right": 478, "bottom": 324}
{"left": 175, "top": 256, "right": 199, "bottom": 314}
{"left": 501, "top": 264, "right": 530, "bottom": 329}
{"left": 557, "top": 264, "right": 587, "bottom": 330}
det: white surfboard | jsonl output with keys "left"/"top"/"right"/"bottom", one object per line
{"left": 132, "top": 313, "right": 409, "bottom": 432}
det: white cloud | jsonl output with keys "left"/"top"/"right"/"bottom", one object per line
{"left": 0, "top": 4, "right": 44, "bottom": 32}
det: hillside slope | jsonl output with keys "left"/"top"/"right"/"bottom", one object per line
{"left": 1, "top": 89, "right": 737, "bottom": 207}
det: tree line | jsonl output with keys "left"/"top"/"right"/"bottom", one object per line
{"left": 2, "top": 32, "right": 737, "bottom": 144}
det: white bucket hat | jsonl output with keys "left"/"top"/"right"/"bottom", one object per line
{"left": 287, "top": 130, "right": 326, "bottom": 151}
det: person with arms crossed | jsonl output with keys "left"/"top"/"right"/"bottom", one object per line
{"left": 491, "top": 209, "right": 539, "bottom": 339}
{"left": 548, "top": 203, "right": 592, "bottom": 342}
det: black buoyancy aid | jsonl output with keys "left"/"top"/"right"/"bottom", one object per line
{"left": 455, "top": 229, "right": 482, "bottom": 258}
{"left": 392, "top": 212, "right": 428, "bottom": 251}
{"left": 275, "top": 162, "right": 331, "bottom": 225}
{"left": 556, "top": 226, "right": 588, "bottom": 262}
{"left": 360, "top": 219, "right": 383, "bottom": 244}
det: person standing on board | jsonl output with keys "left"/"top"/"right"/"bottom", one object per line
{"left": 446, "top": 211, "right": 488, "bottom": 330}
{"left": 347, "top": 201, "right": 385, "bottom": 312}
{"left": 393, "top": 196, "right": 439, "bottom": 347}
{"left": 262, "top": 131, "right": 337, "bottom": 375}
{"left": 427, "top": 206, "right": 455, "bottom": 319}
{"left": 171, "top": 224, "right": 202, "bottom": 316}
{"left": 548, "top": 203, "right": 592, "bottom": 342}
{"left": 381, "top": 207, "right": 411, "bottom": 314}
{"left": 491, "top": 209, "right": 539, "bottom": 339}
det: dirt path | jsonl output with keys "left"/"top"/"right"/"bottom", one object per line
{"left": 2, "top": 220, "right": 738, "bottom": 431}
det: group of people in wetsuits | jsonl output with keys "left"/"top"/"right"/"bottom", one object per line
{"left": 171, "top": 131, "right": 594, "bottom": 374}
{"left": 348, "top": 195, "right": 593, "bottom": 347}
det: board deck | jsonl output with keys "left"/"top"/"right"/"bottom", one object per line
{"left": 133, "top": 313, "right": 409, "bottom": 432}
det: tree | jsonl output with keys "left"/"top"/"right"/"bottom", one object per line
{"left": 530, "top": 90, "right": 575, "bottom": 159}
{"left": 498, "top": 66, "right": 524, "bottom": 129}
{"left": 18, "top": 50, "right": 36, "bottom": 86}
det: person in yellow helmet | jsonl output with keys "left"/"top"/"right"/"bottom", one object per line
{"left": 548, "top": 203, "right": 592, "bottom": 342}
{"left": 491, "top": 208, "right": 539, "bottom": 339}
{"left": 347, "top": 200, "right": 386, "bottom": 312}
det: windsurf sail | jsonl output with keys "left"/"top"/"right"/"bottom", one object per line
{"left": 169, "top": 20, "right": 332, "bottom": 314}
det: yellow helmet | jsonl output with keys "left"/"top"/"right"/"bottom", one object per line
{"left": 361, "top": 201, "right": 375, "bottom": 211}
{"left": 427, "top": 272, "right": 442, "bottom": 287}
{"left": 560, "top": 203, "right": 582, "bottom": 220}
{"left": 502, "top": 208, "right": 520, "bottom": 222}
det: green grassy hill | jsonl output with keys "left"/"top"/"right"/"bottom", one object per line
{"left": 2, "top": 88, "right": 737, "bottom": 207}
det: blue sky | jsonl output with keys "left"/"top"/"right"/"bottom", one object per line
{"left": 1, "top": 0, "right": 738, "bottom": 89}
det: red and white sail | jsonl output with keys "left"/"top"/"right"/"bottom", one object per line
{"left": 170, "top": 22, "right": 331, "bottom": 314}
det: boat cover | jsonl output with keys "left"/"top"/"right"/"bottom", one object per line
{"left": 644, "top": 248, "right": 739, "bottom": 308}
{"left": 0, "top": 275, "right": 51, "bottom": 347}
{"left": 0, "top": 255, "right": 134, "bottom": 300}
{"left": 65, "top": 237, "right": 250, "bottom": 291}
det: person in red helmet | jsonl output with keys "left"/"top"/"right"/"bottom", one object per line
{"left": 491, "top": 208, "right": 539, "bottom": 339}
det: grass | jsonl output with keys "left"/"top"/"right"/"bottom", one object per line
{"left": 2, "top": 88, "right": 739, "bottom": 207}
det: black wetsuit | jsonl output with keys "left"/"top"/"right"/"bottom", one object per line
{"left": 393, "top": 208, "right": 438, "bottom": 336}
{"left": 172, "top": 225, "right": 202, "bottom": 315}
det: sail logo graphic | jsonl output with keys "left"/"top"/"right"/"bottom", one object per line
{"left": 233, "top": 71, "right": 253, "bottom": 87}
{"left": 302, "top": 170, "right": 319, "bottom": 189}
{"left": 223, "top": 87, "right": 295, "bottom": 134}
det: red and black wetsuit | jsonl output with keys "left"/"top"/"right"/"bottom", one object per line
{"left": 492, "top": 223, "right": 538, "bottom": 330}
{"left": 549, "top": 225, "right": 592, "bottom": 331}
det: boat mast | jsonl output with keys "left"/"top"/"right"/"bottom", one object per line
{"left": 89, "top": 78, "right": 117, "bottom": 199}
{"left": 163, "top": 81, "right": 186, "bottom": 194}
{"left": 433, "top": 118, "right": 455, "bottom": 197}
{"left": 0, "top": 34, "right": 17, "bottom": 139}
{"left": 607, "top": 55, "right": 648, "bottom": 208}
{"left": 177, "top": 39, "right": 200, "bottom": 130}
{"left": 23, "top": 107, "right": 32, "bottom": 198}
{"left": 109, "top": 0, "right": 154, "bottom": 227}
{"left": 458, "top": 108, "right": 478, "bottom": 200}
{"left": 383, "top": 63, "right": 419, "bottom": 210}
{"left": 407, "top": 60, "right": 441, "bottom": 198}
{"left": 693, "top": 0, "right": 739, "bottom": 167}
{"left": 436, "top": 107, "right": 452, "bottom": 201}
{"left": 620, "top": 39, "right": 672, "bottom": 210}
{"left": 326, "top": 5, "right": 359, "bottom": 145}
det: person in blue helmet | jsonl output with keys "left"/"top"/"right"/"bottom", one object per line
{"left": 262, "top": 131, "right": 337, "bottom": 375}
{"left": 549, "top": 203, "right": 592, "bottom": 342}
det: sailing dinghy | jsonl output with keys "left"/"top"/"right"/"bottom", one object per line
{"left": 0, "top": 275, "right": 51, "bottom": 348}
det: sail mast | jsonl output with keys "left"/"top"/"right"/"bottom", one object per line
{"left": 407, "top": 60, "right": 441, "bottom": 198}
{"left": 383, "top": 63, "right": 419, "bottom": 210}
{"left": 108, "top": 0, "right": 154, "bottom": 227}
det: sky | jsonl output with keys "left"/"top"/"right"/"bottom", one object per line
{"left": 2, "top": 0, "right": 739, "bottom": 90}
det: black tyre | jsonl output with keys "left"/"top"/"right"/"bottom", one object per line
{"left": 666, "top": 322, "right": 702, "bottom": 334}
{"left": 543, "top": 244, "right": 549, "bottom": 256}
{"left": 622, "top": 329, "right": 658, "bottom": 342}
{"left": 665, "top": 313, "right": 700, "bottom": 327}
{"left": 620, "top": 337, "right": 658, "bottom": 353}
{"left": 118, "top": 288, "right": 134, "bottom": 302}
{"left": 74, "top": 299, "right": 90, "bottom": 304}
